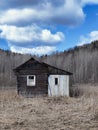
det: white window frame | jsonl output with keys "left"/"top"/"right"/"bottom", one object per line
{"left": 27, "top": 75, "right": 36, "bottom": 86}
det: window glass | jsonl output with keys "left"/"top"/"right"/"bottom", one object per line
{"left": 29, "top": 76, "right": 34, "bottom": 79}
{"left": 55, "top": 78, "right": 58, "bottom": 85}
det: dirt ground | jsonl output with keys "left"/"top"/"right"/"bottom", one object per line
{"left": 0, "top": 85, "right": 98, "bottom": 130}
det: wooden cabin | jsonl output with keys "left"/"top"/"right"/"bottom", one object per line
{"left": 14, "top": 58, "right": 72, "bottom": 97}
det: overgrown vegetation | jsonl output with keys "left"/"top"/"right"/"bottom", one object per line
{"left": 0, "top": 85, "right": 98, "bottom": 130}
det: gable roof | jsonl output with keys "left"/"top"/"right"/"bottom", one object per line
{"left": 14, "top": 57, "right": 72, "bottom": 75}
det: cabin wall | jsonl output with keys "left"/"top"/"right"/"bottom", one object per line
{"left": 48, "top": 75, "right": 69, "bottom": 96}
{"left": 17, "top": 74, "right": 48, "bottom": 97}
{"left": 15, "top": 60, "right": 49, "bottom": 97}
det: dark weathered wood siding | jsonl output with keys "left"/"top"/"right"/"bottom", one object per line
{"left": 15, "top": 59, "right": 48, "bottom": 97}
{"left": 17, "top": 74, "right": 48, "bottom": 97}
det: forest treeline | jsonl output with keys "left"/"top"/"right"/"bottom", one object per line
{"left": 0, "top": 50, "right": 31, "bottom": 88}
{"left": 0, "top": 40, "right": 98, "bottom": 88}
{"left": 41, "top": 40, "right": 98, "bottom": 84}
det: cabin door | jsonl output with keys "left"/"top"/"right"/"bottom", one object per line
{"left": 48, "top": 75, "right": 69, "bottom": 96}
{"left": 48, "top": 75, "right": 60, "bottom": 96}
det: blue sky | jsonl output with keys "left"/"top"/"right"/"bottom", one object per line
{"left": 0, "top": 0, "right": 98, "bottom": 55}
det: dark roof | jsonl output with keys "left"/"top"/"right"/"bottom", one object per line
{"left": 14, "top": 57, "right": 72, "bottom": 75}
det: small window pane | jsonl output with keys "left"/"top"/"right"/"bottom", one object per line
{"left": 29, "top": 76, "right": 34, "bottom": 79}
{"left": 27, "top": 75, "right": 36, "bottom": 86}
{"left": 55, "top": 78, "right": 58, "bottom": 85}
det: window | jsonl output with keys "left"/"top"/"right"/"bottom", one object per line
{"left": 27, "top": 75, "right": 36, "bottom": 86}
{"left": 29, "top": 76, "right": 34, "bottom": 80}
{"left": 55, "top": 78, "right": 58, "bottom": 85}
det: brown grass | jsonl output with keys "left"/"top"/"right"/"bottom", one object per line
{"left": 0, "top": 85, "right": 98, "bottom": 130}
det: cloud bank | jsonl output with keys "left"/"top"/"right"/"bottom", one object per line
{"left": 78, "top": 31, "right": 98, "bottom": 46}
{"left": 10, "top": 46, "right": 56, "bottom": 55}
{"left": 0, "top": 24, "right": 64, "bottom": 55}
{"left": 0, "top": 25, "right": 64, "bottom": 46}
{"left": 0, "top": 0, "right": 98, "bottom": 55}
{"left": 0, "top": 0, "right": 85, "bottom": 26}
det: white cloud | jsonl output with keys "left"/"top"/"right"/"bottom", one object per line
{"left": 78, "top": 31, "right": 98, "bottom": 46}
{"left": 81, "top": 0, "right": 98, "bottom": 6}
{"left": 0, "top": 1, "right": 85, "bottom": 26}
{"left": 1, "top": 0, "right": 98, "bottom": 9}
{"left": 0, "top": 0, "right": 98, "bottom": 26}
{"left": 0, "top": 9, "right": 34, "bottom": 25}
{"left": 41, "top": 30, "right": 64, "bottom": 44}
{"left": 0, "top": 25, "right": 64, "bottom": 46}
{"left": 10, "top": 45, "right": 56, "bottom": 55}
{"left": 0, "top": 24, "right": 64, "bottom": 55}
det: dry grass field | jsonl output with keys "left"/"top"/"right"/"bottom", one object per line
{"left": 0, "top": 85, "right": 98, "bottom": 130}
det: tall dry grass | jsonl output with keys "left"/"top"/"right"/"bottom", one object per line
{"left": 0, "top": 85, "right": 98, "bottom": 130}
